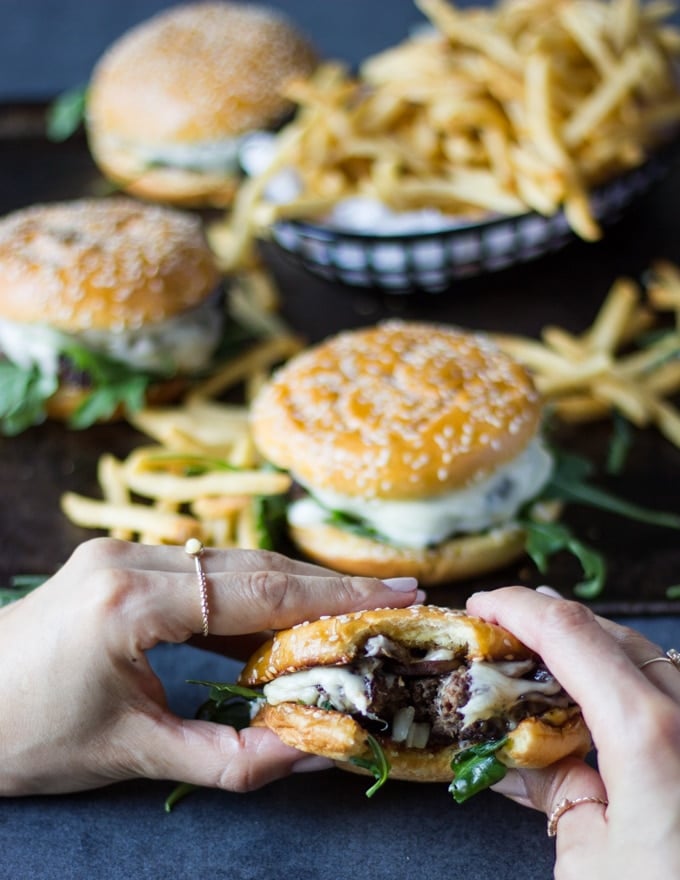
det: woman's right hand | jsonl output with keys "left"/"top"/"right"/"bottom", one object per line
{"left": 466, "top": 586, "right": 680, "bottom": 880}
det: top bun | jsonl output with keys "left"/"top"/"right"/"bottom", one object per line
{"left": 240, "top": 605, "right": 533, "bottom": 685}
{"left": 87, "top": 2, "right": 317, "bottom": 144}
{"left": 251, "top": 320, "right": 543, "bottom": 500}
{"left": 0, "top": 198, "right": 220, "bottom": 332}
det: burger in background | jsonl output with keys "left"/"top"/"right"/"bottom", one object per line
{"left": 250, "top": 320, "right": 555, "bottom": 585}
{"left": 0, "top": 197, "right": 244, "bottom": 434}
{"left": 80, "top": 2, "right": 318, "bottom": 207}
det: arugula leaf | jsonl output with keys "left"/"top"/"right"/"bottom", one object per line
{"left": 449, "top": 737, "right": 509, "bottom": 804}
{"left": 188, "top": 680, "right": 262, "bottom": 702}
{"left": 253, "top": 490, "right": 289, "bottom": 550}
{"left": 350, "top": 734, "right": 391, "bottom": 798}
{"left": 326, "top": 509, "right": 382, "bottom": 541}
{"left": 520, "top": 516, "right": 607, "bottom": 599}
{"left": 164, "top": 782, "right": 199, "bottom": 813}
{"left": 0, "top": 574, "right": 49, "bottom": 608}
{"left": 606, "top": 411, "right": 634, "bottom": 475}
{"left": 46, "top": 86, "right": 88, "bottom": 141}
{"left": 140, "top": 454, "right": 238, "bottom": 477}
{"left": 164, "top": 680, "right": 262, "bottom": 812}
{"left": 544, "top": 448, "right": 680, "bottom": 531}
{"left": 0, "top": 361, "right": 57, "bottom": 435}
{"left": 61, "top": 342, "right": 169, "bottom": 429}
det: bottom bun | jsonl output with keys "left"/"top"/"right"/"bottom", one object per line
{"left": 252, "top": 702, "right": 590, "bottom": 784}
{"left": 88, "top": 136, "right": 239, "bottom": 207}
{"left": 45, "top": 376, "right": 190, "bottom": 423}
{"left": 289, "top": 520, "right": 528, "bottom": 586}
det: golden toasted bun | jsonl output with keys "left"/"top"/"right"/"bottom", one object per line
{"left": 251, "top": 321, "right": 543, "bottom": 501}
{"left": 242, "top": 607, "right": 591, "bottom": 782}
{"left": 287, "top": 520, "right": 527, "bottom": 585}
{"left": 240, "top": 606, "right": 533, "bottom": 684}
{"left": 86, "top": 2, "right": 317, "bottom": 205}
{"left": 0, "top": 198, "right": 220, "bottom": 331}
{"left": 251, "top": 703, "right": 589, "bottom": 783}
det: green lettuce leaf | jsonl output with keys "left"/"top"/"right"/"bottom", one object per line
{"left": 544, "top": 448, "right": 680, "bottom": 531}
{"left": 45, "top": 86, "right": 88, "bottom": 141}
{"left": 350, "top": 734, "right": 391, "bottom": 798}
{"left": 0, "top": 361, "right": 58, "bottom": 435}
{"left": 449, "top": 737, "right": 509, "bottom": 803}
{"left": 520, "top": 516, "right": 607, "bottom": 599}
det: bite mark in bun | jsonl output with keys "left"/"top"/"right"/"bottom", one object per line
{"left": 239, "top": 606, "right": 591, "bottom": 796}
{"left": 250, "top": 320, "right": 555, "bottom": 584}
{"left": 86, "top": 2, "right": 318, "bottom": 206}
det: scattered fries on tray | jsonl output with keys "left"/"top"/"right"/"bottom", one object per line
{"left": 215, "top": 0, "right": 680, "bottom": 269}
{"left": 61, "top": 353, "right": 300, "bottom": 548}
{"left": 494, "top": 260, "right": 680, "bottom": 448}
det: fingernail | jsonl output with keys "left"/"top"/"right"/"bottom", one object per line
{"left": 382, "top": 577, "right": 419, "bottom": 592}
{"left": 414, "top": 590, "right": 427, "bottom": 605}
{"left": 536, "top": 585, "right": 563, "bottom": 599}
{"left": 490, "top": 769, "right": 528, "bottom": 799}
{"left": 291, "top": 755, "right": 335, "bottom": 774}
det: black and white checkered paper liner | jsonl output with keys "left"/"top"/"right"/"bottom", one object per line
{"left": 271, "top": 154, "right": 673, "bottom": 293}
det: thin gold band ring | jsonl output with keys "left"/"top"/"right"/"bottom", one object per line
{"left": 547, "top": 796, "right": 608, "bottom": 837}
{"left": 638, "top": 648, "right": 680, "bottom": 671}
{"left": 185, "top": 538, "right": 209, "bottom": 637}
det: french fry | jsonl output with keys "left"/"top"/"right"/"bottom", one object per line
{"left": 186, "top": 334, "right": 303, "bottom": 402}
{"left": 236, "top": 501, "right": 262, "bottom": 551}
{"left": 61, "top": 493, "right": 204, "bottom": 544}
{"left": 122, "top": 468, "right": 291, "bottom": 503}
{"left": 97, "top": 454, "right": 133, "bottom": 541}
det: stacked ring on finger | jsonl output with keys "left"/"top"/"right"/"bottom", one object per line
{"left": 547, "top": 796, "right": 609, "bottom": 837}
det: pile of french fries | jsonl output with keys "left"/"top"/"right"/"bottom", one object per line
{"left": 495, "top": 260, "right": 680, "bottom": 448}
{"left": 61, "top": 398, "right": 293, "bottom": 548}
{"left": 61, "top": 266, "right": 303, "bottom": 548}
{"left": 215, "top": 0, "right": 680, "bottom": 269}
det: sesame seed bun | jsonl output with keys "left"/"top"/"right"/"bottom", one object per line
{"left": 252, "top": 321, "right": 543, "bottom": 500}
{"left": 241, "top": 607, "right": 591, "bottom": 784}
{"left": 0, "top": 198, "right": 223, "bottom": 425}
{"left": 0, "top": 198, "right": 219, "bottom": 331}
{"left": 86, "top": 2, "right": 317, "bottom": 206}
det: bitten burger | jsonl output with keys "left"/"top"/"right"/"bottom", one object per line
{"left": 250, "top": 320, "right": 555, "bottom": 585}
{"left": 239, "top": 606, "right": 591, "bottom": 794}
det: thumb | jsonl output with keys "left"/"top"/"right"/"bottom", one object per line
{"left": 126, "top": 710, "right": 332, "bottom": 791}
{"left": 492, "top": 756, "right": 608, "bottom": 838}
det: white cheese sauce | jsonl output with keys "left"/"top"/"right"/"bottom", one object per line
{"left": 104, "top": 133, "right": 244, "bottom": 174}
{"left": 288, "top": 438, "right": 553, "bottom": 548}
{"left": 0, "top": 293, "right": 224, "bottom": 375}
{"left": 263, "top": 662, "right": 377, "bottom": 715}
{"left": 459, "top": 659, "right": 566, "bottom": 728}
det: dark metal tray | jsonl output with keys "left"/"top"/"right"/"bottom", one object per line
{"left": 1, "top": 104, "right": 679, "bottom": 615}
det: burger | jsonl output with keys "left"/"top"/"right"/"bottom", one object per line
{"left": 85, "top": 2, "right": 318, "bottom": 207}
{"left": 0, "top": 197, "right": 230, "bottom": 434}
{"left": 250, "top": 320, "right": 555, "bottom": 585}
{"left": 238, "top": 605, "right": 591, "bottom": 797}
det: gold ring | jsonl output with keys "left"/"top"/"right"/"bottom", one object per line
{"left": 547, "top": 796, "right": 608, "bottom": 837}
{"left": 638, "top": 648, "right": 680, "bottom": 671}
{"left": 185, "top": 538, "right": 209, "bottom": 637}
